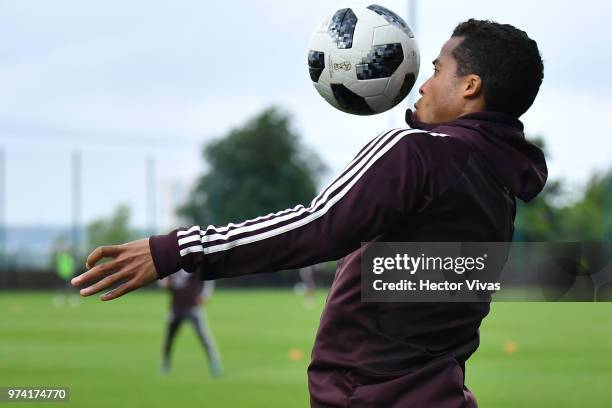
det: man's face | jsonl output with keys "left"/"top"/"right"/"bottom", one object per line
{"left": 414, "top": 37, "right": 468, "bottom": 124}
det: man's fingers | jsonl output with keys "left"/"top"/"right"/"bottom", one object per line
{"left": 100, "top": 280, "right": 137, "bottom": 302}
{"left": 72, "top": 238, "right": 156, "bottom": 302}
{"left": 79, "top": 270, "right": 128, "bottom": 297}
{"left": 71, "top": 260, "right": 119, "bottom": 287}
{"left": 86, "top": 245, "right": 123, "bottom": 269}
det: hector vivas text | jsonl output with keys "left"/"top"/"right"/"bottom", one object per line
{"left": 371, "top": 253, "right": 501, "bottom": 292}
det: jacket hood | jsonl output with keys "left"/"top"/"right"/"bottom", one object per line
{"left": 406, "top": 109, "right": 548, "bottom": 202}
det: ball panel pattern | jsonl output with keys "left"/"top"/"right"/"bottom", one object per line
{"left": 331, "top": 84, "right": 375, "bottom": 115}
{"left": 365, "top": 94, "right": 392, "bottom": 112}
{"left": 345, "top": 77, "right": 389, "bottom": 98}
{"left": 392, "top": 72, "right": 416, "bottom": 104}
{"left": 308, "top": 50, "right": 326, "bottom": 82}
{"left": 356, "top": 43, "right": 403, "bottom": 80}
{"left": 328, "top": 8, "right": 358, "bottom": 49}
{"left": 367, "top": 4, "right": 414, "bottom": 38}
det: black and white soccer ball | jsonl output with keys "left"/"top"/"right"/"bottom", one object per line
{"left": 308, "top": 4, "right": 420, "bottom": 115}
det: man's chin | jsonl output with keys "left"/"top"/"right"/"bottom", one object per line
{"left": 405, "top": 109, "right": 438, "bottom": 129}
{"left": 412, "top": 110, "right": 432, "bottom": 125}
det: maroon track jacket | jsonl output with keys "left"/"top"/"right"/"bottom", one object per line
{"left": 150, "top": 110, "right": 547, "bottom": 407}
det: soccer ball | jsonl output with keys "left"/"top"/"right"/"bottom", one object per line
{"left": 307, "top": 4, "right": 420, "bottom": 115}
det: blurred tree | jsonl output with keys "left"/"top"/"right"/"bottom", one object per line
{"left": 556, "top": 171, "right": 612, "bottom": 241}
{"left": 514, "top": 180, "right": 564, "bottom": 241}
{"left": 86, "top": 205, "right": 137, "bottom": 253}
{"left": 178, "top": 107, "right": 327, "bottom": 225}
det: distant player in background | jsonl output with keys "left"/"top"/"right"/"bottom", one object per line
{"left": 295, "top": 264, "right": 318, "bottom": 309}
{"left": 159, "top": 269, "right": 222, "bottom": 377}
{"left": 53, "top": 245, "right": 79, "bottom": 307}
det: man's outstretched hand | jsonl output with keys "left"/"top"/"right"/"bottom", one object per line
{"left": 71, "top": 238, "right": 159, "bottom": 301}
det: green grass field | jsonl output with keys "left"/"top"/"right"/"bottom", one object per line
{"left": 1, "top": 290, "right": 611, "bottom": 407}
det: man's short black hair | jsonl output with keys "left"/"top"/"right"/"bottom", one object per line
{"left": 452, "top": 19, "right": 544, "bottom": 118}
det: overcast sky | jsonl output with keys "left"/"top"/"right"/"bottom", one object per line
{"left": 0, "top": 0, "right": 610, "bottom": 230}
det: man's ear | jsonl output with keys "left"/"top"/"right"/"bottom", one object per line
{"left": 463, "top": 74, "right": 483, "bottom": 98}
